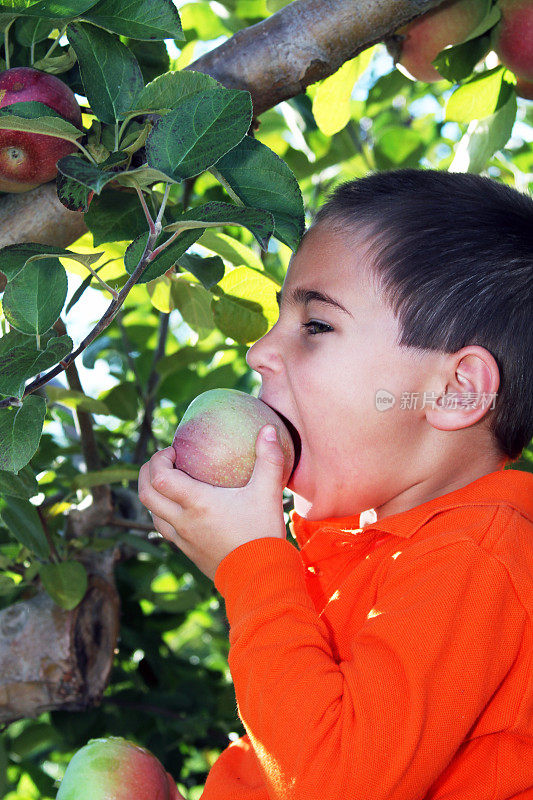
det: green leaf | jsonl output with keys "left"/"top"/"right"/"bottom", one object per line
{"left": 197, "top": 229, "right": 264, "bottom": 271}
{"left": 445, "top": 66, "right": 512, "bottom": 123}
{"left": 165, "top": 202, "right": 274, "bottom": 250}
{"left": 449, "top": 91, "right": 517, "bottom": 174}
{"left": 0, "top": 101, "right": 63, "bottom": 119}
{"left": 82, "top": 0, "right": 183, "bottom": 41}
{"left": 39, "top": 561, "right": 88, "bottom": 609}
{"left": 210, "top": 265, "right": 279, "bottom": 344}
{"left": 313, "top": 48, "right": 375, "bottom": 136}
{"left": 0, "top": 495, "right": 49, "bottom": 559}
{"left": 133, "top": 70, "right": 219, "bottom": 114}
{"left": 0, "top": 242, "right": 101, "bottom": 281}
{"left": 0, "top": 465, "right": 39, "bottom": 499}
{"left": 374, "top": 126, "right": 425, "bottom": 169}
{"left": 114, "top": 163, "right": 177, "bottom": 189}
{"left": 15, "top": 16, "right": 53, "bottom": 46}
{"left": 433, "top": 32, "right": 492, "bottom": 83}
{"left": 170, "top": 278, "right": 216, "bottom": 337}
{"left": 176, "top": 253, "right": 225, "bottom": 290}
{"left": 124, "top": 229, "right": 202, "bottom": 283}
{"left": 56, "top": 152, "right": 129, "bottom": 194}
{"left": 72, "top": 463, "right": 140, "bottom": 488}
{"left": 97, "top": 382, "right": 140, "bottom": 419}
{"left": 67, "top": 21, "right": 144, "bottom": 123}
{"left": 56, "top": 171, "right": 95, "bottom": 212}
{"left": 1, "top": 0, "right": 99, "bottom": 18}
{"left": 0, "top": 329, "right": 72, "bottom": 399}
{"left": 145, "top": 87, "right": 252, "bottom": 181}
{"left": 45, "top": 385, "right": 110, "bottom": 414}
{"left": 212, "top": 135, "right": 305, "bottom": 251}
{"left": 0, "top": 113, "right": 83, "bottom": 142}
{"left": 83, "top": 190, "right": 148, "bottom": 245}
{"left": 2, "top": 256, "right": 68, "bottom": 335}
{"left": 0, "top": 395, "right": 47, "bottom": 474}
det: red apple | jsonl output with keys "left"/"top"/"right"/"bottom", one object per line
{"left": 0, "top": 67, "right": 82, "bottom": 193}
{"left": 394, "top": 0, "right": 488, "bottom": 82}
{"left": 172, "top": 388, "right": 297, "bottom": 488}
{"left": 56, "top": 736, "right": 182, "bottom": 800}
{"left": 494, "top": 0, "right": 533, "bottom": 81}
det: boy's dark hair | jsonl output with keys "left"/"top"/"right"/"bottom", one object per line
{"left": 313, "top": 168, "right": 533, "bottom": 462}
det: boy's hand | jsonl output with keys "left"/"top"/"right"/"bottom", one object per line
{"left": 138, "top": 424, "right": 288, "bottom": 581}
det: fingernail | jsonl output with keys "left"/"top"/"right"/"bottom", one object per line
{"left": 264, "top": 425, "right": 277, "bottom": 441}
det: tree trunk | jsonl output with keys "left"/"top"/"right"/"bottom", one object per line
{"left": 0, "top": 550, "right": 120, "bottom": 724}
{"left": 0, "top": 0, "right": 442, "bottom": 249}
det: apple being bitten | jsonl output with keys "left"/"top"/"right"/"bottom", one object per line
{"left": 172, "top": 388, "right": 300, "bottom": 488}
{"left": 0, "top": 67, "right": 83, "bottom": 193}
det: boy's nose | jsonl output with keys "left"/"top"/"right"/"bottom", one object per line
{"left": 246, "top": 329, "right": 281, "bottom": 375}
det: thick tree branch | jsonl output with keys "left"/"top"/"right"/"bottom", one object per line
{"left": 0, "top": 0, "right": 443, "bottom": 250}
{"left": 188, "top": 0, "right": 442, "bottom": 116}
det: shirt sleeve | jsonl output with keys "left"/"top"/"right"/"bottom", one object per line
{"left": 211, "top": 535, "right": 526, "bottom": 800}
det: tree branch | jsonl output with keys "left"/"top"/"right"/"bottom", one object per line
{"left": 0, "top": 0, "right": 443, "bottom": 250}
{"left": 133, "top": 311, "right": 170, "bottom": 467}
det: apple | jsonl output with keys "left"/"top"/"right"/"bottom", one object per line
{"left": 494, "top": 0, "right": 533, "bottom": 81}
{"left": 172, "top": 388, "right": 297, "bottom": 488}
{"left": 394, "top": 0, "right": 488, "bottom": 82}
{"left": 0, "top": 67, "right": 83, "bottom": 193}
{"left": 56, "top": 736, "right": 181, "bottom": 800}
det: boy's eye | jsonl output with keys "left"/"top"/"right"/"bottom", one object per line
{"left": 300, "top": 320, "right": 333, "bottom": 336}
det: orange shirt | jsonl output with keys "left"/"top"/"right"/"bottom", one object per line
{"left": 203, "top": 467, "right": 533, "bottom": 799}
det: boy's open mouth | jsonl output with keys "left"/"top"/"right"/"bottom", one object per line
{"left": 264, "top": 405, "right": 302, "bottom": 481}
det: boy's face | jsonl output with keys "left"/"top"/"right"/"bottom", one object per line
{"left": 246, "top": 222, "right": 445, "bottom": 521}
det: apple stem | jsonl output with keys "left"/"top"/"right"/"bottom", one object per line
{"left": 136, "top": 186, "right": 157, "bottom": 235}
{"left": 30, "top": 42, "right": 35, "bottom": 66}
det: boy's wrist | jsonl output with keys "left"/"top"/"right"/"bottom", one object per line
{"left": 214, "top": 536, "right": 310, "bottom": 622}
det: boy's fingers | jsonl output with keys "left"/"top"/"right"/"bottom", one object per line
{"left": 147, "top": 448, "right": 205, "bottom": 508}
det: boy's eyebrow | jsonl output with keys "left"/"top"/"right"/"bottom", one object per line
{"left": 275, "top": 286, "right": 353, "bottom": 318}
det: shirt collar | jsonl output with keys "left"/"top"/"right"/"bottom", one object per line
{"left": 289, "top": 467, "right": 533, "bottom": 549}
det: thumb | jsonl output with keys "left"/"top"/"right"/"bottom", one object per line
{"left": 250, "top": 424, "right": 286, "bottom": 489}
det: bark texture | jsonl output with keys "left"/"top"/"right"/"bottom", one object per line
{"left": 0, "top": 550, "right": 120, "bottom": 724}
{"left": 0, "top": 0, "right": 442, "bottom": 249}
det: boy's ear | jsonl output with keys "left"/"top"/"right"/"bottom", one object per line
{"left": 425, "top": 346, "right": 500, "bottom": 432}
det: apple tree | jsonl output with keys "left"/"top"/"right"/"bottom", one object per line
{"left": 0, "top": 0, "right": 531, "bottom": 797}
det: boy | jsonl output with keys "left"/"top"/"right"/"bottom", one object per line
{"left": 138, "top": 168, "right": 533, "bottom": 799}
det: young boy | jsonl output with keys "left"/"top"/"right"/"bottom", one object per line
{"left": 138, "top": 168, "right": 533, "bottom": 799}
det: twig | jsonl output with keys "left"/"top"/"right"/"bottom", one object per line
{"left": 0, "top": 226, "right": 161, "bottom": 409}
{"left": 109, "top": 516, "right": 155, "bottom": 533}
{"left": 155, "top": 183, "right": 171, "bottom": 227}
{"left": 136, "top": 187, "right": 156, "bottom": 235}
{"left": 42, "top": 25, "right": 67, "bottom": 61}
{"left": 36, "top": 507, "right": 61, "bottom": 563}
{"left": 115, "top": 311, "right": 145, "bottom": 398}
{"left": 3, "top": 18, "right": 15, "bottom": 71}
{"left": 133, "top": 311, "right": 170, "bottom": 466}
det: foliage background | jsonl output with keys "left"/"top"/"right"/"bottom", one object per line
{"left": 0, "top": 0, "right": 532, "bottom": 797}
